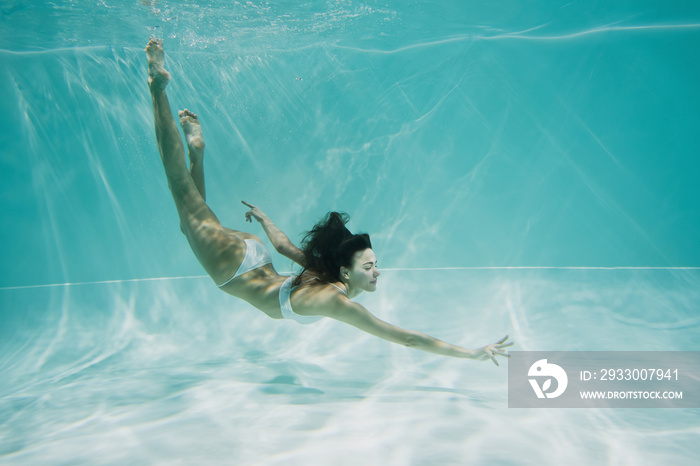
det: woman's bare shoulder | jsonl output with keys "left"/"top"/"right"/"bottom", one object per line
{"left": 293, "top": 280, "right": 352, "bottom": 317}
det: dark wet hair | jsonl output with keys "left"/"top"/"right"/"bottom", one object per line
{"left": 293, "top": 212, "right": 372, "bottom": 286}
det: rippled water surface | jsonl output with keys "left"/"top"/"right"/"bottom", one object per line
{"left": 1, "top": 1, "right": 699, "bottom": 464}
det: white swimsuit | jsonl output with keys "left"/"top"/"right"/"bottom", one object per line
{"left": 217, "top": 239, "right": 272, "bottom": 288}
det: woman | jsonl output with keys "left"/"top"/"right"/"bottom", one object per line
{"left": 145, "top": 39, "right": 511, "bottom": 365}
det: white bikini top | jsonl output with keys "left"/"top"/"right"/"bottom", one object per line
{"left": 278, "top": 275, "right": 346, "bottom": 325}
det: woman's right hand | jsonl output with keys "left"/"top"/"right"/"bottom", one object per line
{"left": 241, "top": 201, "right": 268, "bottom": 224}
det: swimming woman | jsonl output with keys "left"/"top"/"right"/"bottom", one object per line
{"left": 145, "top": 38, "right": 512, "bottom": 365}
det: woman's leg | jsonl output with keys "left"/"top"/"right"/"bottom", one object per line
{"left": 146, "top": 39, "right": 244, "bottom": 284}
{"left": 178, "top": 108, "right": 264, "bottom": 243}
{"left": 179, "top": 109, "right": 207, "bottom": 201}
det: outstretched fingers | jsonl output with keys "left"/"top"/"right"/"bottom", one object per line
{"left": 486, "top": 335, "right": 515, "bottom": 365}
{"left": 496, "top": 335, "right": 510, "bottom": 345}
{"left": 494, "top": 335, "right": 514, "bottom": 354}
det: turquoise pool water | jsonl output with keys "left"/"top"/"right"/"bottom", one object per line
{"left": 1, "top": 1, "right": 699, "bottom": 464}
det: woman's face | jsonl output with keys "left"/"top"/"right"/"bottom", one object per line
{"left": 343, "top": 248, "right": 380, "bottom": 292}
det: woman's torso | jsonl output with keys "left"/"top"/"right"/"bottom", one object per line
{"left": 219, "top": 266, "right": 345, "bottom": 320}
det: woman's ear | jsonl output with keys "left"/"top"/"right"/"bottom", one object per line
{"left": 339, "top": 266, "right": 350, "bottom": 280}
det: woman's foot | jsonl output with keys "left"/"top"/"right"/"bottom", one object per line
{"left": 145, "top": 38, "right": 171, "bottom": 91}
{"left": 179, "top": 109, "right": 205, "bottom": 163}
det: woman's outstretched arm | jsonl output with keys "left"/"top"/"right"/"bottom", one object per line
{"left": 324, "top": 298, "right": 512, "bottom": 364}
{"left": 241, "top": 201, "right": 305, "bottom": 265}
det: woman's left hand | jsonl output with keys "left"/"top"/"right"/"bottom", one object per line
{"left": 241, "top": 201, "right": 268, "bottom": 224}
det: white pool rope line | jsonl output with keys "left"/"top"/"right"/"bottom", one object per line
{"left": 0, "top": 275, "right": 211, "bottom": 291}
{"left": 1, "top": 266, "right": 699, "bottom": 291}
{"left": 383, "top": 267, "right": 700, "bottom": 271}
